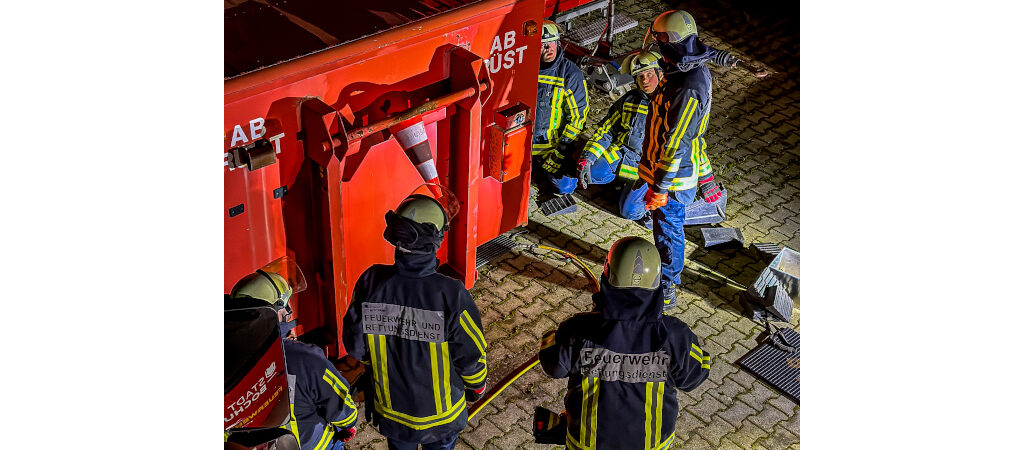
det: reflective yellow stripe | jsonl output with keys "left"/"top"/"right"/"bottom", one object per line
{"left": 368, "top": 334, "right": 384, "bottom": 407}
{"left": 585, "top": 141, "right": 606, "bottom": 158}
{"left": 460, "top": 311, "right": 487, "bottom": 356}
{"left": 691, "top": 343, "right": 703, "bottom": 355}
{"left": 702, "top": 354, "right": 711, "bottom": 370}
{"left": 441, "top": 342, "right": 451, "bottom": 410}
{"left": 668, "top": 97, "right": 698, "bottom": 150}
{"left": 618, "top": 164, "right": 639, "bottom": 179}
{"left": 689, "top": 350, "right": 704, "bottom": 365}
{"left": 564, "top": 87, "right": 582, "bottom": 138}
{"left": 539, "top": 75, "right": 564, "bottom": 85}
{"left": 547, "top": 88, "right": 562, "bottom": 143}
{"left": 644, "top": 382, "right": 655, "bottom": 450}
{"left": 658, "top": 433, "right": 675, "bottom": 449}
{"left": 312, "top": 426, "right": 334, "bottom": 450}
{"left": 374, "top": 395, "right": 466, "bottom": 430}
{"left": 566, "top": 432, "right": 587, "bottom": 450}
{"left": 462, "top": 365, "right": 487, "bottom": 384}
{"left": 333, "top": 408, "right": 358, "bottom": 428}
{"left": 654, "top": 382, "right": 664, "bottom": 449}
{"left": 322, "top": 369, "right": 357, "bottom": 411}
{"left": 430, "top": 343, "right": 443, "bottom": 415}
{"left": 623, "top": 102, "right": 649, "bottom": 114}
{"left": 289, "top": 403, "right": 300, "bottom": 447}
{"left": 370, "top": 335, "right": 391, "bottom": 407}
{"left": 580, "top": 376, "right": 599, "bottom": 449}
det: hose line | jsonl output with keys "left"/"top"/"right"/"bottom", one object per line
{"left": 467, "top": 240, "right": 600, "bottom": 420}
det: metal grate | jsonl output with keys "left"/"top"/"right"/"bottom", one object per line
{"left": 738, "top": 328, "right": 800, "bottom": 403}
{"left": 476, "top": 232, "right": 519, "bottom": 268}
{"left": 563, "top": 13, "right": 639, "bottom": 47}
{"left": 539, "top": 194, "right": 578, "bottom": 216}
{"left": 763, "top": 285, "right": 794, "bottom": 323}
{"left": 752, "top": 242, "right": 782, "bottom": 261}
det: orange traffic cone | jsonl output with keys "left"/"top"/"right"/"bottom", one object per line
{"left": 390, "top": 117, "right": 442, "bottom": 197}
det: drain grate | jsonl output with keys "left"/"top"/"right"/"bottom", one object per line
{"left": 539, "top": 194, "right": 577, "bottom": 216}
{"left": 738, "top": 328, "right": 800, "bottom": 403}
{"left": 476, "top": 232, "right": 519, "bottom": 268}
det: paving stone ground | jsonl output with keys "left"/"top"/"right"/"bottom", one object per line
{"left": 346, "top": 0, "right": 798, "bottom": 448}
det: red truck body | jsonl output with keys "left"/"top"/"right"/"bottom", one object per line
{"left": 225, "top": 0, "right": 545, "bottom": 358}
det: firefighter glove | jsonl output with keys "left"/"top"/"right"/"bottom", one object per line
{"left": 714, "top": 51, "right": 739, "bottom": 68}
{"left": 577, "top": 158, "right": 593, "bottom": 189}
{"left": 542, "top": 150, "right": 566, "bottom": 174}
{"left": 698, "top": 175, "right": 722, "bottom": 203}
{"left": 466, "top": 383, "right": 486, "bottom": 403}
{"left": 644, "top": 189, "right": 668, "bottom": 211}
{"left": 338, "top": 427, "right": 356, "bottom": 442}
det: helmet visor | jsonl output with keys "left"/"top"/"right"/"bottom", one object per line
{"left": 260, "top": 255, "right": 306, "bottom": 297}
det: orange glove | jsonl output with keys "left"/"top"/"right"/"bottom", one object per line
{"left": 644, "top": 190, "right": 668, "bottom": 210}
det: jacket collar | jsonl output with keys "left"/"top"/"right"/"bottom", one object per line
{"left": 394, "top": 250, "right": 438, "bottom": 277}
{"left": 594, "top": 276, "right": 664, "bottom": 322}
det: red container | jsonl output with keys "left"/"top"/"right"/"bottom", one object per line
{"left": 225, "top": 0, "right": 543, "bottom": 357}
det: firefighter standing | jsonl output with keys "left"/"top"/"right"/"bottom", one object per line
{"left": 581, "top": 47, "right": 741, "bottom": 227}
{"left": 230, "top": 270, "right": 359, "bottom": 450}
{"left": 621, "top": 10, "right": 730, "bottom": 308}
{"left": 342, "top": 192, "right": 488, "bottom": 450}
{"left": 534, "top": 20, "right": 590, "bottom": 196}
{"left": 539, "top": 236, "right": 711, "bottom": 449}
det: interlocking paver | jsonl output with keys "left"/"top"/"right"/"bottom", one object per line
{"left": 344, "top": 0, "right": 798, "bottom": 447}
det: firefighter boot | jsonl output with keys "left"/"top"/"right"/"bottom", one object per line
{"left": 662, "top": 284, "right": 678, "bottom": 310}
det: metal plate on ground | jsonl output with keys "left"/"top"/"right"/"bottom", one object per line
{"left": 738, "top": 328, "right": 800, "bottom": 403}
{"left": 701, "top": 227, "right": 745, "bottom": 249}
{"left": 684, "top": 187, "right": 728, "bottom": 225}
{"left": 476, "top": 232, "right": 519, "bottom": 268}
{"left": 539, "top": 194, "right": 577, "bottom": 216}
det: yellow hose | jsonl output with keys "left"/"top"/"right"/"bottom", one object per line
{"left": 466, "top": 242, "right": 600, "bottom": 420}
{"left": 534, "top": 244, "right": 600, "bottom": 291}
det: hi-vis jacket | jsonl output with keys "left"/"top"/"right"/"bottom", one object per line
{"left": 533, "top": 50, "right": 589, "bottom": 156}
{"left": 282, "top": 339, "right": 358, "bottom": 450}
{"left": 639, "top": 66, "right": 714, "bottom": 194}
{"left": 539, "top": 278, "right": 710, "bottom": 450}
{"left": 342, "top": 251, "right": 488, "bottom": 443}
{"left": 582, "top": 88, "right": 650, "bottom": 181}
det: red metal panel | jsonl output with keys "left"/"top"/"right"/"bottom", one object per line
{"left": 225, "top": 0, "right": 542, "bottom": 357}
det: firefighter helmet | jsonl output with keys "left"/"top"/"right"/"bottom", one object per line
{"left": 620, "top": 50, "right": 663, "bottom": 76}
{"left": 395, "top": 194, "right": 448, "bottom": 232}
{"left": 651, "top": 10, "right": 698, "bottom": 43}
{"left": 541, "top": 20, "right": 560, "bottom": 43}
{"left": 604, "top": 236, "right": 660, "bottom": 290}
{"left": 230, "top": 270, "right": 294, "bottom": 311}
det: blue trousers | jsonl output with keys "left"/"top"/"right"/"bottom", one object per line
{"left": 386, "top": 433, "right": 458, "bottom": 450}
{"left": 543, "top": 157, "right": 617, "bottom": 195}
{"left": 620, "top": 182, "right": 695, "bottom": 289}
